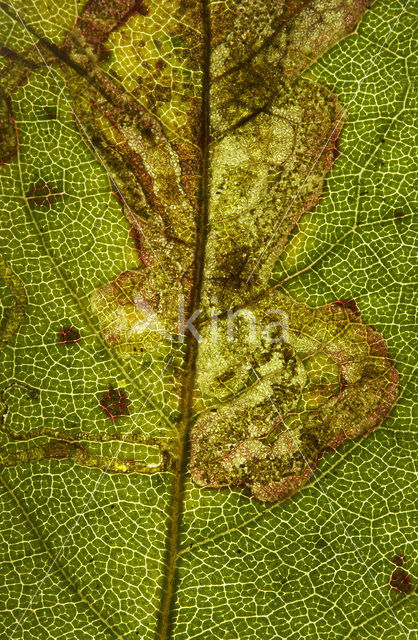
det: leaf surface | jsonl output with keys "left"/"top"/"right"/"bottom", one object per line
{"left": 0, "top": 1, "right": 416, "bottom": 639}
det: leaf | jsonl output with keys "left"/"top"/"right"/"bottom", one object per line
{"left": 0, "top": 1, "right": 416, "bottom": 639}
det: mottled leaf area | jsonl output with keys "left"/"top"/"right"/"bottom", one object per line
{"left": 0, "top": 1, "right": 416, "bottom": 639}
{"left": 0, "top": 0, "right": 398, "bottom": 505}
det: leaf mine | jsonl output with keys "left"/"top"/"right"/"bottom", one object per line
{"left": 192, "top": 296, "right": 398, "bottom": 502}
{"left": 0, "top": 2, "right": 412, "bottom": 639}
{"left": 0, "top": 1, "right": 399, "bottom": 500}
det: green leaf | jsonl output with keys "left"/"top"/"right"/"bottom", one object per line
{"left": 0, "top": 1, "right": 416, "bottom": 639}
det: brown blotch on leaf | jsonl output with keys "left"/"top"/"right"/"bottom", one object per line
{"left": 331, "top": 298, "right": 360, "bottom": 319}
{"left": 155, "top": 58, "right": 167, "bottom": 72}
{"left": 58, "top": 326, "right": 82, "bottom": 344}
{"left": 113, "top": 270, "right": 141, "bottom": 305}
{"left": 44, "top": 440, "right": 80, "bottom": 460}
{"left": 392, "top": 554, "right": 405, "bottom": 567}
{"left": 74, "top": 0, "right": 149, "bottom": 53}
{"left": 0, "top": 90, "right": 18, "bottom": 166}
{"left": 315, "top": 538, "right": 328, "bottom": 549}
{"left": 389, "top": 568, "right": 414, "bottom": 595}
{"left": 99, "top": 385, "right": 130, "bottom": 420}
{"left": 25, "top": 179, "right": 63, "bottom": 210}
{"left": 42, "top": 106, "right": 58, "bottom": 120}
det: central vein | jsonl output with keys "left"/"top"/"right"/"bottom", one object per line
{"left": 155, "top": 2, "right": 211, "bottom": 638}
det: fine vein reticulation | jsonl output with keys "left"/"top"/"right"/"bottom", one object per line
{"left": 0, "top": 1, "right": 413, "bottom": 639}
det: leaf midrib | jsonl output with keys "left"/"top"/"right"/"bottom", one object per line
{"left": 154, "top": 2, "right": 212, "bottom": 638}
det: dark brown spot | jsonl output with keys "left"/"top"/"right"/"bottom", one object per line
{"left": 315, "top": 538, "right": 327, "bottom": 549}
{"left": 155, "top": 58, "right": 167, "bottom": 72}
{"left": 392, "top": 554, "right": 405, "bottom": 567}
{"left": 26, "top": 179, "right": 63, "bottom": 209}
{"left": 91, "top": 135, "right": 102, "bottom": 147}
{"left": 99, "top": 385, "right": 130, "bottom": 420}
{"left": 389, "top": 568, "right": 413, "bottom": 595}
{"left": 58, "top": 326, "right": 81, "bottom": 344}
{"left": 42, "top": 106, "right": 57, "bottom": 120}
